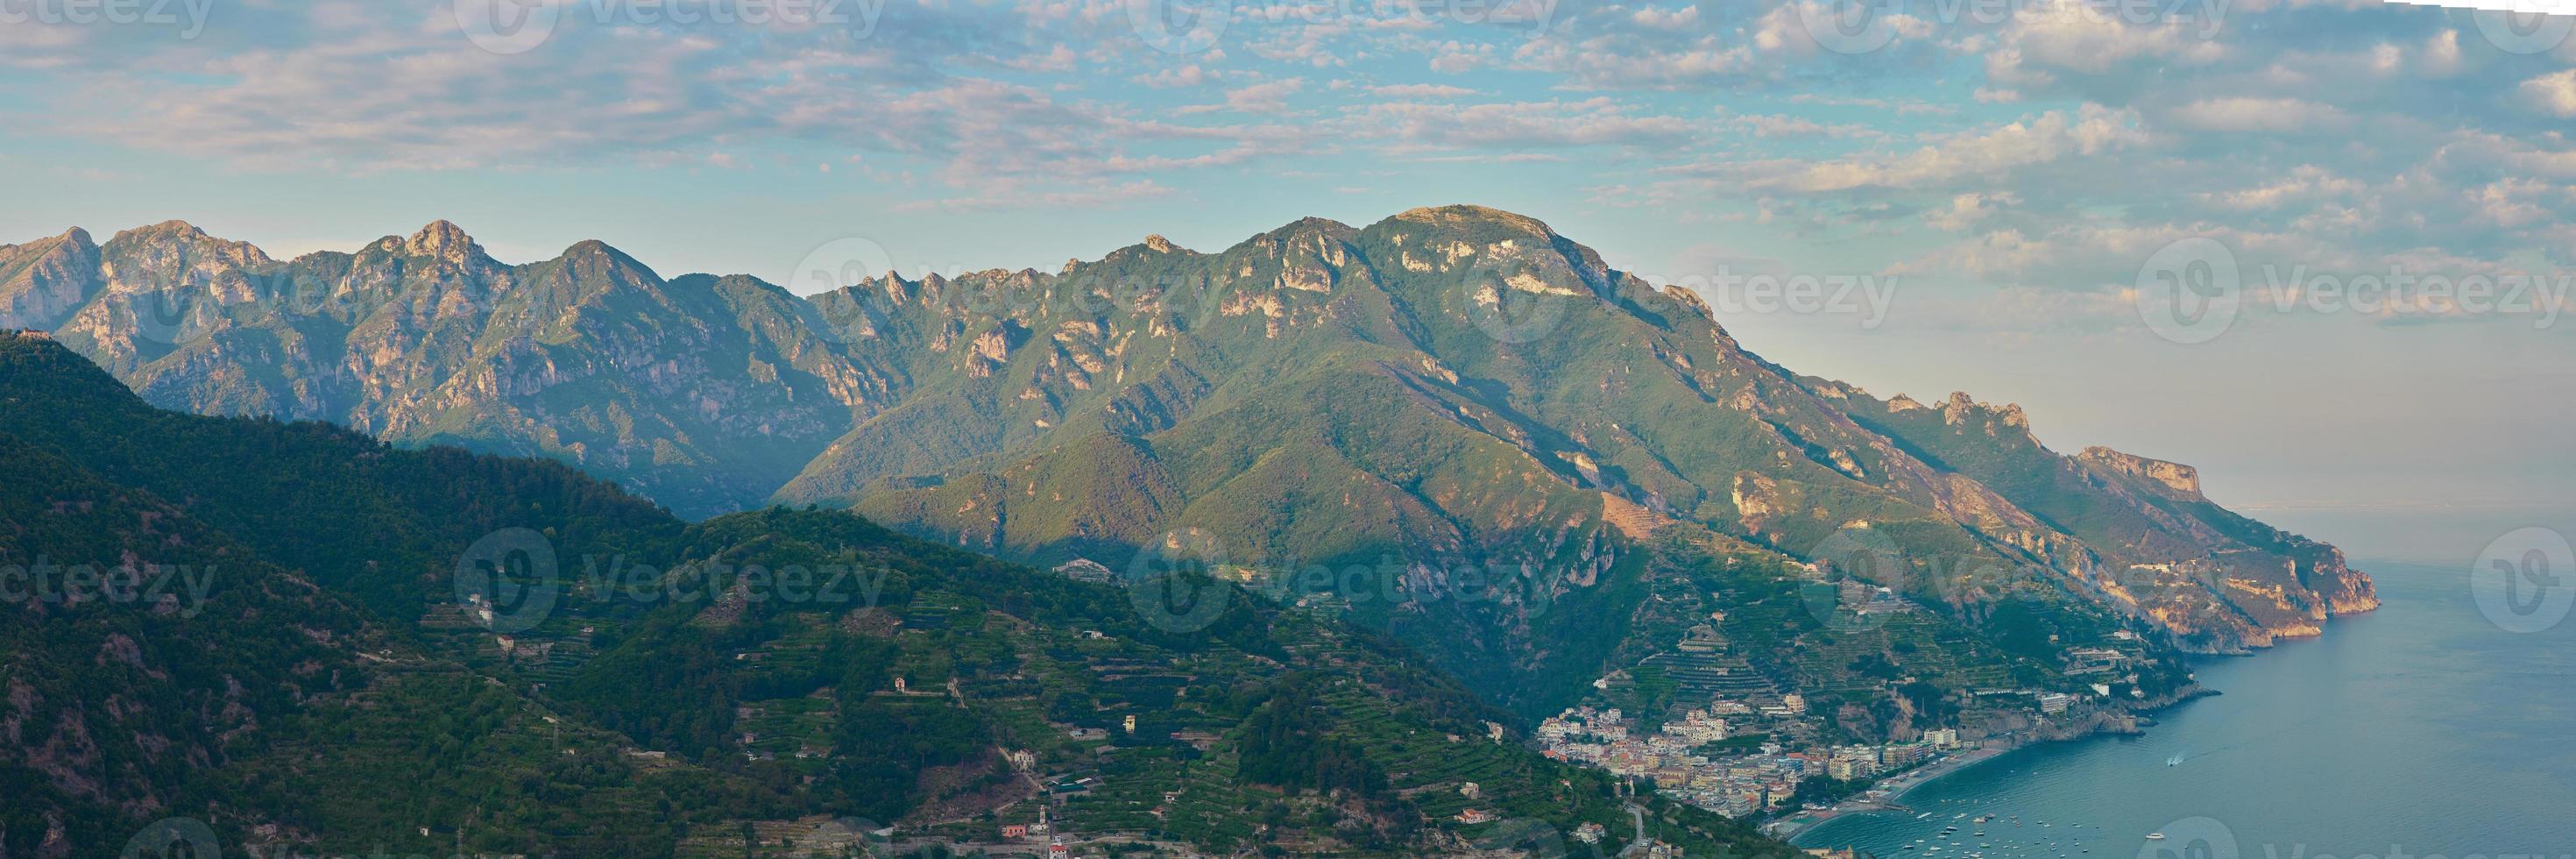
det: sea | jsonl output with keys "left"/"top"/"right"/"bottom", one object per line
{"left": 1792, "top": 559, "right": 2576, "bottom": 859}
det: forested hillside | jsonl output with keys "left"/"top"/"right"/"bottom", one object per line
{"left": 0, "top": 332, "right": 1792, "bottom": 857}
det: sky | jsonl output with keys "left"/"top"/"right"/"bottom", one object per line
{"left": 1, "top": 0, "right": 2571, "bottom": 564}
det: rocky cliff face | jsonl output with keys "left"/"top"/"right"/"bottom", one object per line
{"left": 6, "top": 208, "right": 2373, "bottom": 709}
{"left": 2077, "top": 447, "right": 2202, "bottom": 496}
{"left": 3, "top": 221, "right": 890, "bottom": 517}
{"left": 1826, "top": 382, "right": 2377, "bottom": 650}
{"left": 0, "top": 227, "right": 100, "bottom": 328}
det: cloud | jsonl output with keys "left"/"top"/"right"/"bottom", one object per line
{"left": 1984, "top": 0, "right": 2226, "bottom": 76}
{"left": 1753, "top": 105, "right": 2144, "bottom": 193}
{"left": 1729, "top": 112, "right": 1886, "bottom": 138}
{"left": 1, "top": 0, "right": 2571, "bottom": 268}
{"left": 1369, "top": 82, "right": 1480, "bottom": 97}
{"left": 1356, "top": 96, "right": 1704, "bottom": 150}
{"left": 2164, "top": 97, "right": 2353, "bottom": 133}
{"left": 2520, "top": 70, "right": 2576, "bottom": 118}
{"left": 2197, "top": 166, "right": 2361, "bottom": 210}
{"left": 1923, "top": 191, "right": 2019, "bottom": 231}
{"left": 1221, "top": 79, "right": 1306, "bottom": 113}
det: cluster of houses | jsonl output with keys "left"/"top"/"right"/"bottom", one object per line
{"left": 1535, "top": 702, "right": 1971, "bottom": 819}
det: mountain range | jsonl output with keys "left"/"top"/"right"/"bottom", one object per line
{"left": 2, "top": 331, "right": 1789, "bottom": 856}
{"left": 0, "top": 207, "right": 2376, "bottom": 722}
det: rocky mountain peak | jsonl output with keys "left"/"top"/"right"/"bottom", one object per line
{"left": 2078, "top": 446, "right": 2203, "bottom": 497}
{"left": 119, "top": 219, "right": 210, "bottom": 242}
{"left": 2, "top": 227, "right": 97, "bottom": 260}
{"left": 0, "top": 227, "right": 105, "bottom": 330}
{"left": 110, "top": 220, "right": 224, "bottom": 253}
{"left": 1389, "top": 204, "right": 1558, "bottom": 238}
{"left": 1142, "top": 234, "right": 1179, "bottom": 253}
{"left": 404, "top": 219, "right": 482, "bottom": 262}
{"left": 108, "top": 220, "right": 275, "bottom": 267}
{"left": 559, "top": 238, "right": 650, "bottom": 271}
{"left": 1934, "top": 392, "right": 2029, "bottom": 430}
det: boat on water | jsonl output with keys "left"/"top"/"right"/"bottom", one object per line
{"left": 2147, "top": 834, "right": 2167, "bottom": 841}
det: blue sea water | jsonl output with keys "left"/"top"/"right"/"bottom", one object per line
{"left": 1794, "top": 561, "right": 2576, "bottom": 859}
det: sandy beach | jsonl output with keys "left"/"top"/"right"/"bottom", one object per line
{"left": 1766, "top": 744, "right": 2016, "bottom": 840}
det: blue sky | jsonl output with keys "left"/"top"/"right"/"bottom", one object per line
{"left": 3, "top": 0, "right": 2572, "bottom": 563}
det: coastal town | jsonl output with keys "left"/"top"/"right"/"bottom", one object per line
{"left": 1525, "top": 575, "right": 2171, "bottom": 839}
{"left": 1537, "top": 699, "right": 1972, "bottom": 821}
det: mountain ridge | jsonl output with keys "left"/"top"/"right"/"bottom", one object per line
{"left": 1, "top": 207, "right": 2375, "bottom": 724}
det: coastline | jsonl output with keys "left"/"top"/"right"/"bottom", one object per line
{"left": 1762, "top": 742, "right": 2013, "bottom": 841}
{"left": 1766, "top": 685, "right": 2219, "bottom": 842}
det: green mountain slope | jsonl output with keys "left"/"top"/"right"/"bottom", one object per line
{"left": 770, "top": 206, "right": 2373, "bottom": 714}
{"left": 0, "top": 332, "right": 1789, "bottom": 857}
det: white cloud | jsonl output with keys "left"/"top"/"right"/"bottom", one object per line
{"left": 2520, "top": 70, "right": 2576, "bottom": 118}
{"left": 2164, "top": 97, "right": 2351, "bottom": 133}
{"left": 1924, "top": 191, "right": 2019, "bottom": 231}
{"left": 2197, "top": 166, "right": 2360, "bottom": 210}
{"left": 1369, "top": 83, "right": 1479, "bottom": 98}
{"left": 1222, "top": 79, "right": 1306, "bottom": 113}
{"left": 1757, "top": 105, "right": 2145, "bottom": 193}
{"left": 1987, "top": 0, "right": 2225, "bottom": 75}
{"left": 1356, "top": 96, "right": 1703, "bottom": 150}
{"left": 1730, "top": 113, "right": 1884, "bottom": 139}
